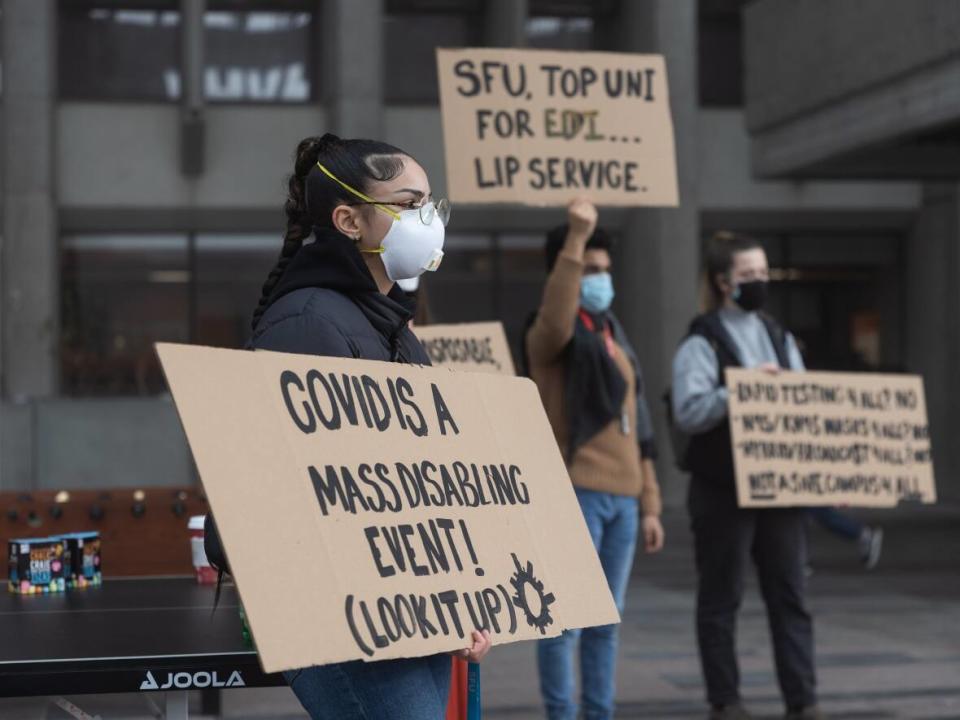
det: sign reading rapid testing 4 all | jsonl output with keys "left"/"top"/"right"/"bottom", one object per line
{"left": 727, "top": 369, "right": 937, "bottom": 508}
{"left": 436, "top": 48, "right": 678, "bottom": 207}
{"left": 156, "top": 344, "right": 618, "bottom": 673}
{"left": 414, "top": 322, "right": 516, "bottom": 376}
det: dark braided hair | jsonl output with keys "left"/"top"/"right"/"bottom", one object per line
{"left": 251, "top": 133, "right": 408, "bottom": 330}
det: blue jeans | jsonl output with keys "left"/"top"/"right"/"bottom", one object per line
{"left": 537, "top": 488, "right": 639, "bottom": 720}
{"left": 807, "top": 506, "right": 863, "bottom": 542}
{"left": 283, "top": 654, "right": 451, "bottom": 720}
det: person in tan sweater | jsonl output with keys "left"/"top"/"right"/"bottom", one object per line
{"left": 525, "top": 198, "right": 664, "bottom": 720}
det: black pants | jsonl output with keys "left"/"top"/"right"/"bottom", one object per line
{"left": 689, "top": 480, "right": 817, "bottom": 709}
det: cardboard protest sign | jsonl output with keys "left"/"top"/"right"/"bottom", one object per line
{"left": 414, "top": 322, "right": 516, "bottom": 376}
{"left": 437, "top": 48, "right": 678, "bottom": 207}
{"left": 727, "top": 368, "right": 936, "bottom": 508}
{"left": 156, "top": 343, "right": 618, "bottom": 673}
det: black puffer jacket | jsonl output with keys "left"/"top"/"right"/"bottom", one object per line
{"left": 204, "top": 227, "right": 429, "bottom": 576}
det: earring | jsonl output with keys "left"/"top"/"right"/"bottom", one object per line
{"left": 353, "top": 234, "right": 362, "bottom": 243}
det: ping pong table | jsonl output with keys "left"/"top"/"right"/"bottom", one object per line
{"left": 0, "top": 577, "right": 285, "bottom": 719}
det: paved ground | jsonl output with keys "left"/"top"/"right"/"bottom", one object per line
{"left": 3, "top": 503, "right": 958, "bottom": 719}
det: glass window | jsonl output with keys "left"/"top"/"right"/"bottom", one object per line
{"left": 698, "top": 2, "right": 744, "bottom": 107}
{"left": 204, "top": 10, "right": 316, "bottom": 103}
{"left": 61, "top": 234, "right": 189, "bottom": 395}
{"left": 525, "top": 0, "right": 615, "bottom": 50}
{"left": 421, "top": 234, "right": 496, "bottom": 323}
{"left": 59, "top": 230, "right": 555, "bottom": 395}
{"left": 1, "top": 8, "right": 5, "bottom": 97}
{"left": 414, "top": 232, "right": 546, "bottom": 370}
{"left": 61, "top": 232, "right": 281, "bottom": 396}
{"left": 497, "top": 234, "right": 550, "bottom": 364}
{"left": 194, "top": 233, "right": 278, "bottom": 347}
{"left": 383, "top": 8, "right": 479, "bottom": 103}
{"left": 58, "top": 5, "right": 316, "bottom": 102}
{"left": 525, "top": 16, "right": 594, "bottom": 50}
{"left": 59, "top": 7, "right": 181, "bottom": 102}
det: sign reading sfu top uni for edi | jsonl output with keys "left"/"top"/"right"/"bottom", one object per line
{"left": 436, "top": 47, "right": 678, "bottom": 207}
{"left": 156, "top": 343, "right": 618, "bottom": 674}
{"left": 727, "top": 368, "right": 937, "bottom": 508}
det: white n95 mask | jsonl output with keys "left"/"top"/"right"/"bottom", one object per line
{"left": 396, "top": 277, "right": 420, "bottom": 293}
{"left": 372, "top": 204, "right": 445, "bottom": 282}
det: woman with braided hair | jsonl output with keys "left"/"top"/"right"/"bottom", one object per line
{"left": 207, "top": 133, "right": 491, "bottom": 719}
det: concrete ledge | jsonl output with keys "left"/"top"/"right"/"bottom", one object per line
{"left": 749, "top": 54, "right": 960, "bottom": 178}
{"left": 0, "top": 402, "right": 34, "bottom": 490}
{"left": 1, "top": 396, "right": 195, "bottom": 490}
{"left": 699, "top": 110, "right": 921, "bottom": 204}
{"left": 744, "top": 0, "right": 960, "bottom": 132}
{"left": 35, "top": 396, "right": 194, "bottom": 489}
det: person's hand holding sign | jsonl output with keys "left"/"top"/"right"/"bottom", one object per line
{"left": 757, "top": 362, "right": 780, "bottom": 375}
{"left": 452, "top": 629, "right": 492, "bottom": 663}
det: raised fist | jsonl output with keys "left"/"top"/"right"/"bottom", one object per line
{"left": 567, "top": 196, "right": 598, "bottom": 240}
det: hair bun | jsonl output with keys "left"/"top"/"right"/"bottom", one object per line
{"left": 317, "top": 133, "right": 342, "bottom": 151}
{"left": 295, "top": 134, "right": 340, "bottom": 177}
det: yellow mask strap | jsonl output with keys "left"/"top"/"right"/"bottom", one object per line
{"left": 316, "top": 162, "right": 401, "bottom": 222}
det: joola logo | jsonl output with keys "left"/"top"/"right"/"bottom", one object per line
{"left": 139, "top": 670, "right": 245, "bottom": 690}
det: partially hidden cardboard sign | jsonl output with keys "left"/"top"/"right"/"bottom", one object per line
{"left": 437, "top": 48, "right": 678, "bottom": 207}
{"left": 156, "top": 343, "right": 618, "bottom": 673}
{"left": 414, "top": 322, "right": 516, "bottom": 376}
{"left": 727, "top": 368, "right": 936, "bottom": 508}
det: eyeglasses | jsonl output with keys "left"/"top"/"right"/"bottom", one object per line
{"left": 316, "top": 161, "right": 451, "bottom": 227}
{"left": 347, "top": 197, "right": 451, "bottom": 227}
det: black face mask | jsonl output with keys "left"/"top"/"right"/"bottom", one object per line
{"left": 733, "top": 280, "right": 768, "bottom": 312}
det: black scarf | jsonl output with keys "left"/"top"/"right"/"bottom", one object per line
{"left": 563, "top": 311, "right": 628, "bottom": 462}
{"left": 523, "top": 310, "right": 629, "bottom": 462}
{"left": 265, "top": 227, "right": 415, "bottom": 361}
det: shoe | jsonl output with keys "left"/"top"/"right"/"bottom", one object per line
{"left": 785, "top": 705, "right": 826, "bottom": 720}
{"left": 709, "top": 704, "right": 754, "bottom": 720}
{"left": 858, "top": 527, "right": 883, "bottom": 569}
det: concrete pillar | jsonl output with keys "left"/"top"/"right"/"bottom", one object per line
{"left": 483, "top": 0, "right": 528, "bottom": 48}
{"left": 1, "top": 0, "right": 58, "bottom": 400}
{"left": 179, "top": 0, "right": 206, "bottom": 176}
{"left": 905, "top": 184, "right": 960, "bottom": 502}
{"left": 610, "top": 0, "right": 700, "bottom": 507}
{"left": 322, "top": 0, "right": 384, "bottom": 138}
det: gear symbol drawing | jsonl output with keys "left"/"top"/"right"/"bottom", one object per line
{"left": 509, "top": 553, "right": 556, "bottom": 634}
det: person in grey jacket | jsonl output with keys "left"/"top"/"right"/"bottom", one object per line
{"left": 205, "top": 133, "right": 490, "bottom": 720}
{"left": 672, "top": 232, "right": 822, "bottom": 720}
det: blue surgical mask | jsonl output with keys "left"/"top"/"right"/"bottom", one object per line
{"left": 580, "top": 272, "right": 614, "bottom": 314}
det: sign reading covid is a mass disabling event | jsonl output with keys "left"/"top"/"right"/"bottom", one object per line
{"left": 156, "top": 343, "right": 618, "bottom": 674}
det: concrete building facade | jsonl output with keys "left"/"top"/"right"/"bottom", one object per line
{"left": 2, "top": 0, "right": 941, "bottom": 507}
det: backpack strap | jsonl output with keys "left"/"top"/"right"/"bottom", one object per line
{"left": 688, "top": 311, "right": 742, "bottom": 379}
{"left": 758, "top": 312, "right": 791, "bottom": 369}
